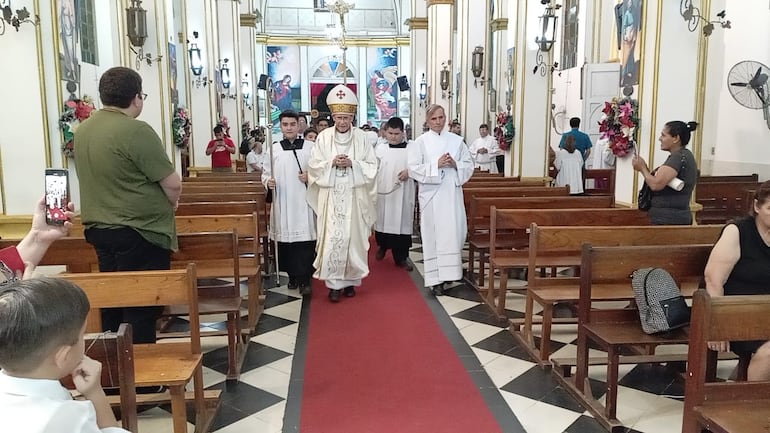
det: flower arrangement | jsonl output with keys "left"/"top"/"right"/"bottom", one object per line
{"left": 598, "top": 97, "right": 639, "bottom": 157}
{"left": 494, "top": 111, "right": 514, "bottom": 151}
{"left": 172, "top": 107, "right": 191, "bottom": 149}
{"left": 59, "top": 96, "right": 95, "bottom": 158}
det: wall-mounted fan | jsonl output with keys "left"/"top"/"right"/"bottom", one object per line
{"left": 727, "top": 60, "right": 770, "bottom": 130}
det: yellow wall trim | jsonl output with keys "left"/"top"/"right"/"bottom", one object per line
{"left": 264, "top": 36, "right": 410, "bottom": 47}
{"left": 490, "top": 18, "right": 508, "bottom": 32}
{"left": 405, "top": 17, "right": 428, "bottom": 30}
{"left": 427, "top": 0, "right": 455, "bottom": 6}
{"left": 240, "top": 13, "right": 258, "bottom": 28}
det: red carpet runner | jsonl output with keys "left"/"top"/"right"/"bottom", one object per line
{"left": 299, "top": 246, "right": 503, "bottom": 433}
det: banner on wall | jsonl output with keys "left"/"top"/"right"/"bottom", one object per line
{"left": 267, "top": 46, "right": 301, "bottom": 114}
{"left": 57, "top": 0, "right": 80, "bottom": 94}
{"left": 618, "top": 0, "right": 642, "bottom": 88}
{"left": 366, "top": 47, "right": 399, "bottom": 125}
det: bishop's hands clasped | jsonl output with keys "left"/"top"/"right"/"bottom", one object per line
{"left": 334, "top": 154, "right": 352, "bottom": 168}
{"left": 438, "top": 152, "right": 456, "bottom": 169}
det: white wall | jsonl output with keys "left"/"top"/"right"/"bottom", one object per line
{"left": 708, "top": 0, "right": 770, "bottom": 179}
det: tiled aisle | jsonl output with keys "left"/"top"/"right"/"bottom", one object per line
{"left": 138, "top": 239, "right": 720, "bottom": 433}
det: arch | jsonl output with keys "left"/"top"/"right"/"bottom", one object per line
{"left": 309, "top": 55, "right": 357, "bottom": 82}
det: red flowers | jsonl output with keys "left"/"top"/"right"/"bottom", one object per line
{"left": 599, "top": 97, "right": 639, "bottom": 158}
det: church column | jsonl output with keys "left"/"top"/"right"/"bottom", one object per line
{"left": 239, "top": 1, "right": 260, "bottom": 131}
{"left": 217, "top": 0, "right": 242, "bottom": 143}
{"left": 426, "top": 0, "right": 454, "bottom": 122}
{"left": 490, "top": 0, "right": 508, "bottom": 171}
{"left": 456, "top": 0, "right": 491, "bottom": 136}
{"left": 510, "top": 0, "right": 549, "bottom": 178}
{"left": 406, "top": 12, "right": 427, "bottom": 135}
{"left": 186, "top": 0, "right": 218, "bottom": 170}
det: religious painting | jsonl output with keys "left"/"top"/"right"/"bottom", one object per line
{"left": 618, "top": 0, "right": 642, "bottom": 88}
{"left": 266, "top": 46, "right": 301, "bottom": 113}
{"left": 366, "top": 47, "right": 399, "bottom": 124}
{"left": 58, "top": 0, "right": 80, "bottom": 85}
{"left": 168, "top": 42, "right": 179, "bottom": 110}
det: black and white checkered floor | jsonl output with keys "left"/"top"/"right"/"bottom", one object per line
{"left": 134, "top": 238, "right": 732, "bottom": 433}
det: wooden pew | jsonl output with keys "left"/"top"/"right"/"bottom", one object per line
{"left": 698, "top": 173, "right": 758, "bottom": 183}
{"left": 463, "top": 180, "right": 549, "bottom": 189}
{"left": 583, "top": 169, "right": 615, "bottom": 200}
{"left": 181, "top": 184, "right": 262, "bottom": 195}
{"left": 487, "top": 208, "right": 650, "bottom": 317}
{"left": 195, "top": 171, "right": 261, "bottom": 179}
{"left": 466, "top": 195, "right": 614, "bottom": 290}
{"left": 179, "top": 192, "right": 261, "bottom": 203}
{"left": 61, "top": 323, "right": 137, "bottom": 433}
{"left": 61, "top": 265, "right": 218, "bottom": 433}
{"left": 682, "top": 290, "right": 770, "bottom": 433}
{"left": 555, "top": 244, "right": 711, "bottom": 433}
{"left": 695, "top": 181, "right": 760, "bottom": 224}
{"left": 517, "top": 224, "right": 722, "bottom": 365}
{"left": 463, "top": 186, "right": 570, "bottom": 211}
{"left": 169, "top": 231, "right": 245, "bottom": 381}
{"left": 175, "top": 213, "right": 264, "bottom": 334}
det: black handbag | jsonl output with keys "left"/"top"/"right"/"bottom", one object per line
{"left": 638, "top": 183, "right": 652, "bottom": 211}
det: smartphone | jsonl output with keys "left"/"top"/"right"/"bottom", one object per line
{"left": 44, "top": 168, "right": 70, "bottom": 225}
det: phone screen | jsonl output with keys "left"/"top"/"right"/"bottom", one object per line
{"left": 45, "top": 169, "right": 70, "bottom": 225}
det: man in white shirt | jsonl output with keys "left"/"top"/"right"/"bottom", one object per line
{"left": 374, "top": 117, "right": 415, "bottom": 271}
{"left": 469, "top": 124, "right": 500, "bottom": 173}
{"left": 246, "top": 137, "right": 264, "bottom": 173}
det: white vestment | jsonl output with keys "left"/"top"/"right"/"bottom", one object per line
{"left": 469, "top": 135, "right": 500, "bottom": 173}
{"left": 408, "top": 130, "right": 474, "bottom": 287}
{"left": 555, "top": 148, "right": 585, "bottom": 194}
{"left": 307, "top": 127, "right": 378, "bottom": 289}
{"left": 374, "top": 141, "right": 415, "bottom": 235}
{"left": 262, "top": 139, "right": 317, "bottom": 242}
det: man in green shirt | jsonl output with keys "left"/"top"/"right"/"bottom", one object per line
{"left": 75, "top": 66, "right": 181, "bottom": 343}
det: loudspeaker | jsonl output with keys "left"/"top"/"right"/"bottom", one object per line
{"left": 257, "top": 74, "right": 269, "bottom": 90}
{"left": 396, "top": 76, "right": 410, "bottom": 92}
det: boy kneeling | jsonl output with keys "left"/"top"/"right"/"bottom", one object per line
{"left": 0, "top": 278, "right": 129, "bottom": 432}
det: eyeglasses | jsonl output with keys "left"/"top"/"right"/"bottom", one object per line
{"left": 138, "top": 93, "right": 148, "bottom": 100}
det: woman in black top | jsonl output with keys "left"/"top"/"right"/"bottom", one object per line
{"left": 631, "top": 121, "right": 699, "bottom": 224}
{"left": 704, "top": 181, "right": 770, "bottom": 380}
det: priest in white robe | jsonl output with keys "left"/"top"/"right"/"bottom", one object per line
{"left": 263, "top": 111, "right": 317, "bottom": 296}
{"left": 307, "top": 85, "right": 378, "bottom": 302}
{"left": 408, "top": 104, "right": 474, "bottom": 296}
{"left": 469, "top": 124, "right": 500, "bottom": 173}
{"left": 374, "top": 117, "right": 415, "bottom": 271}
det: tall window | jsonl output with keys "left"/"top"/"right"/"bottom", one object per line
{"left": 561, "top": 0, "right": 579, "bottom": 70}
{"left": 78, "top": 0, "right": 98, "bottom": 65}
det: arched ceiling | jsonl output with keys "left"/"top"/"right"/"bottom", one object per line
{"left": 260, "top": 0, "right": 402, "bottom": 37}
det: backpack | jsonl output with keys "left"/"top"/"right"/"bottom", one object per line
{"left": 239, "top": 137, "right": 252, "bottom": 156}
{"left": 631, "top": 268, "right": 691, "bottom": 334}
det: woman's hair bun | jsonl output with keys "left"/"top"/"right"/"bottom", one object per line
{"left": 686, "top": 121, "right": 699, "bottom": 132}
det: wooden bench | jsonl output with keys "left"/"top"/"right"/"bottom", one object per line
{"left": 464, "top": 180, "right": 549, "bottom": 189}
{"left": 61, "top": 323, "right": 137, "bottom": 433}
{"left": 175, "top": 213, "right": 265, "bottom": 335}
{"left": 487, "top": 208, "right": 650, "bottom": 317}
{"left": 61, "top": 265, "right": 220, "bottom": 433}
{"left": 698, "top": 174, "right": 758, "bottom": 183}
{"left": 517, "top": 224, "right": 722, "bottom": 365}
{"left": 466, "top": 195, "right": 614, "bottom": 290}
{"left": 583, "top": 169, "right": 616, "bottom": 199}
{"left": 195, "top": 171, "right": 261, "bottom": 179}
{"left": 695, "top": 181, "right": 760, "bottom": 224}
{"left": 682, "top": 290, "right": 770, "bottom": 433}
{"left": 179, "top": 191, "right": 262, "bottom": 203}
{"left": 463, "top": 186, "right": 570, "bottom": 212}
{"left": 554, "top": 244, "right": 712, "bottom": 432}
{"left": 181, "top": 184, "right": 262, "bottom": 195}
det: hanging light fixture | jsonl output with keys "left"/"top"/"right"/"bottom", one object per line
{"left": 188, "top": 31, "right": 203, "bottom": 76}
{"left": 242, "top": 73, "right": 252, "bottom": 109}
{"left": 471, "top": 46, "right": 490, "bottom": 87}
{"left": 534, "top": 1, "right": 560, "bottom": 52}
{"left": 220, "top": 58, "right": 231, "bottom": 89}
{"left": 419, "top": 73, "right": 427, "bottom": 107}
{"left": 125, "top": 0, "right": 161, "bottom": 69}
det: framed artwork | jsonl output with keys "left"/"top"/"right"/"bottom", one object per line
{"left": 366, "top": 47, "right": 398, "bottom": 123}
{"left": 58, "top": 0, "right": 80, "bottom": 86}
{"left": 619, "top": 0, "right": 642, "bottom": 87}
{"left": 267, "top": 46, "right": 302, "bottom": 113}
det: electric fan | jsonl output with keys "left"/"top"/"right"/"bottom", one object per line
{"left": 727, "top": 60, "right": 770, "bottom": 130}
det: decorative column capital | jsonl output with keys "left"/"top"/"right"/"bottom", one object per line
{"left": 404, "top": 17, "right": 428, "bottom": 30}
{"left": 426, "top": 0, "right": 455, "bottom": 6}
{"left": 490, "top": 18, "right": 508, "bottom": 32}
{"left": 240, "top": 14, "right": 259, "bottom": 28}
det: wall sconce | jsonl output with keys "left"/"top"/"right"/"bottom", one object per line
{"left": 418, "top": 73, "right": 427, "bottom": 107}
{"left": 535, "top": 1, "right": 560, "bottom": 52}
{"left": 125, "top": 0, "right": 162, "bottom": 70}
{"left": 440, "top": 61, "right": 453, "bottom": 99}
{"left": 242, "top": 73, "right": 252, "bottom": 109}
{"left": 0, "top": 2, "right": 40, "bottom": 36}
{"left": 218, "top": 59, "right": 235, "bottom": 99}
{"left": 680, "top": 1, "right": 730, "bottom": 37}
{"left": 187, "top": 31, "right": 210, "bottom": 88}
{"left": 471, "top": 46, "right": 491, "bottom": 88}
